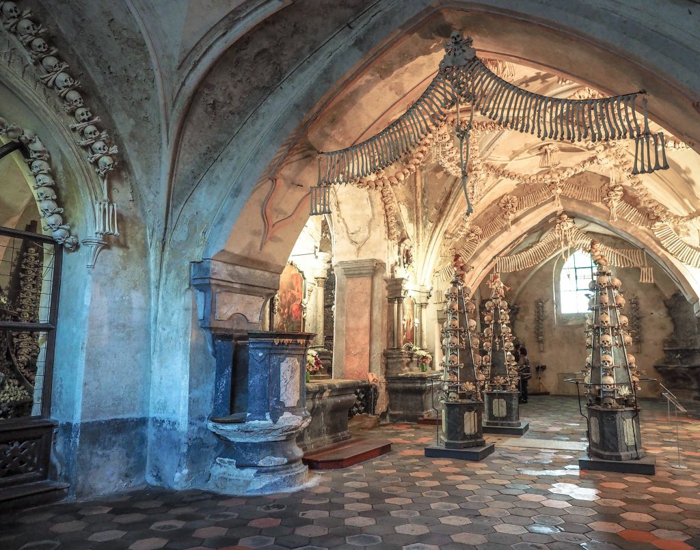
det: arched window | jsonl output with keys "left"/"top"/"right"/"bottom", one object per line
{"left": 560, "top": 250, "right": 595, "bottom": 314}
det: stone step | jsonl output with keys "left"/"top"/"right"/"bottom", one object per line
{"left": 303, "top": 437, "right": 391, "bottom": 469}
{"left": 0, "top": 480, "right": 69, "bottom": 512}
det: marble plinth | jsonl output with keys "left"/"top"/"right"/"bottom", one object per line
{"left": 441, "top": 401, "right": 486, "bottom": 449}
{"left": 483, "top": 391, "right": 526, "bottom": 429}
{"left": 386, "top": 371, "right": 440, "bottom": 423}
{"left": 425, "top": 443, "right": 495, "bottom": 461}
{"left": 579, "top": 454, "right": 656, "bottom": 475}
{"left": 586, "top": 405, "right": 646, "bottom": 461}
{"left": 298, "top": 379, "right": 363, "bottom": 451}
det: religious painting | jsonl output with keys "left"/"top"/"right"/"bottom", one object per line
{"left": 403, "top": 296, "right": 415, "bottom": 345}
{"left": 274, "top": 263, "right": 305, "bottom": 332}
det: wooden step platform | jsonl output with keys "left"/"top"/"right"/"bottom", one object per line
{"left": 303, "top": 437, "right": 392, "bottom": 469}
{"left": 0, "top": 480, "right": 69, "bottom": 512}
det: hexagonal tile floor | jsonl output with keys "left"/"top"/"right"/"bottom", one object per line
{"left": 2, "top": 396, "right": 700, "bottom": 550}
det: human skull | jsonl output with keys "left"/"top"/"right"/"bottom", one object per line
{"left": 482, "top": 354, "right": 491, "bottom": 366}
{"left": 41, "top": 55, "right": 60, "bottom": 72}
{"left": 30, "top": 37, "right": 48, "bottom": 54}
{"left": 504, "top": 341, "right": 514, "bottom": 351}
{"left": 448, "top": 300, "right": 458, "bottom": 312}
{"left": 611, "top": 277, "right": 622, "bottom": 290}
{"left": 588, "top": 296, "right": 596, "bottom": 310}
{"left": 601, "top": 354, "right": 613, "bottom": 368}
{"left": 483, "top": 340, "right": 492, "bottom": 351}
{"left": 34, "top": 174, "right": 54, "bottom": 188}
{"left": 600, "top": 334, "right": 613, "bottom": 348}
{"left": 468, "top": 319, "right": 476, "bottom": 332}
{"left": 506, "top": 352, "right": 514, "bottom": 362}
{"left": 65, "top": 90, "right": 83, "bottom": 109}
{"left": 55, "top": 72, "right": 75, "bottom": 90}
{"left": 600, "top": 313, "right": 611, "bottom": 327}
{"left": 599, "top": 294, "right": 609, "bottom": 307}
{"left": 82, "top": 125, "right": 99, "bottom": 141}
{"left": 448, "top": 354, "right": 458, "bottom": 366}
{"left": 466, "top": 301, "right": 476, "bottom": 314}
{"left": 473, "top": 354, "right": 482, "bottom": 367}
{"left": 588, "top": 280, "right": 597, "bottom": 291}
{"left": 36, "top": 187, "right": 56, "bottom": 201}
{"left": 98, "top": 155, "right": 115, "bottom": 174}
{"left": 619, "top": 315, "right": 629, "bottom": 328}
{"left": 91, "top": 141, "right": 108, "bottom": 155}
{"left": 16, "top": 19, "right": 37, "bottom": 36}
{"left": 485, "top": 300, "right": 494, "bottom": 309}
{"left": 39, "top": 199, "right": 59, "bottom": 217}
{"left": 627, "top": 353, "right": 636, "bottom": 366}
{"left": 449, "top": 317, "right": 458, "bottom": 328}
{"left": 484, "top": 326, "right": 493, "bottom": 337}
{"left": 597, "top": 256, "right": 609, "bottom": 266}
{"left": 471, "top": 337, "right": 480, "bottom": 349}
{"left": 623, "top": 333, "right": 633, "bottom": 346}
{"left": 503, "top": 326, "right": 511, "bottom": 335}
{"left": 502, "top": 313, "right": 510, "bottom": 323}
{"left": 597, "top": 274, "right": 609, "bottom": 286}
{"left": 615, "top": 294, "right": 626, "bottom": 308}
{"left": 30, "top": 159, "right": 50, "bottom": 174}
{"left": 43, "top": 213, "right": 64, "bottom": 231}
{"left": 75, "top": 107, "right": 93, "bottom": 123}
{"left": 5, "top": 123, "right": 22, "bottom": 140}
{"left": 601, "top": 371, "right": 615, "bottom": 385}
{"left": 1, "top": 2, "right": 20, "bottom": 19}
{"left": 586, "top": 336, "right": 593, "bottom": 348}
{"left": 483, "top": 313, "right": 492, "bottom": 324}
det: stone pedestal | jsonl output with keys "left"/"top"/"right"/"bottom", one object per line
{"left": 298, "top": 380, "right": 363, "bottom": 451}
{"left": 586, "top": 405, "right": 645, "bottom": 461}
{"left": 208, "top": 332, "right": 314, "bottom": 495}
{"left": 483, "top": 391, "right": 529, "bottom": 435}
{"left": 386, "top": 371, "right": 440, "bottom": 423}
{"left": 424, "top": 401, "right": 494, "bottom": 461}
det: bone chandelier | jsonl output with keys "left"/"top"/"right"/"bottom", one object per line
{"left": 310, "top": 32, "right": 669, "bottom": 216}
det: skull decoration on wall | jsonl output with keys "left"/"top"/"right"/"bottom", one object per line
{"left": 74, "top": 107, "right": 93, "bottom": 123}
{"left": 30, "top": 160, "right": 51, "bottom": 175}
{"left": 33, "top": 174, "right": 54, "bottom": 189}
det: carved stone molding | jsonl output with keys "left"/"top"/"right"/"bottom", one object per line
{"left": 0, "top": 0, "right": 121, "bottom": 266}
{"left": 334, "top": 259, "right": 384, "bottom": 278}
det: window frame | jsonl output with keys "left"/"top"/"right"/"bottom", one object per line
{"left": 558, "top": 249, "right": 595, "bottom": 317}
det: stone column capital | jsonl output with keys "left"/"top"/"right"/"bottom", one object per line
{"left": 386, "top": 277, "right": 408, "bottom": 301}
{"left": 334, "top": 259, "right": 386, "bottom": 278}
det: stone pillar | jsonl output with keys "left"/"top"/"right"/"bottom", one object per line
{"left": 314, "top": 277, "right": 326, "bottom": 347}
{"left": 332, "top": 259, "right": 386, "bottom": 380}
{"left": 414, "top": 287, "right": 432, "bottom": 349}
{"left": 386, "top": 277, "right": 407, "bottom": 348}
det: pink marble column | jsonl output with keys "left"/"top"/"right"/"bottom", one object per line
{"left": 332, "top": 259, "right": 386, "bottom": 381}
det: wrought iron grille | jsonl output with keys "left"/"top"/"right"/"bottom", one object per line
{"left": 0, "top": 226, "right": 61, "bottom": 422}
{"left": 349, "top": 383, "right": 378, "bottom": 418}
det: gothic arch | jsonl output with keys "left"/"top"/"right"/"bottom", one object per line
{"left": 462, "top": 197, "right": 700, "bottom": 310}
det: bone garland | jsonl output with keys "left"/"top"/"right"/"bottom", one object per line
{"left": 320, "top": 32, "right": 667, "bottom": 186}
{"left": 0, "top": 0, "right": 120, "bottom": 266}
{"left": 653, "top": 223, "right": 700, "bottom": 268}
{"left": 0, "top": 118, "right": 78, "bottom": 249}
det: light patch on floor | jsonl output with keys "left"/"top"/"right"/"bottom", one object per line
{"left": 501, "top": 437, "right": 588, "bottom": 451}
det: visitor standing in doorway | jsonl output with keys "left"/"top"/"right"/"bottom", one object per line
{"left": 519, "top": 347, "right": 532, "bottom": 403}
